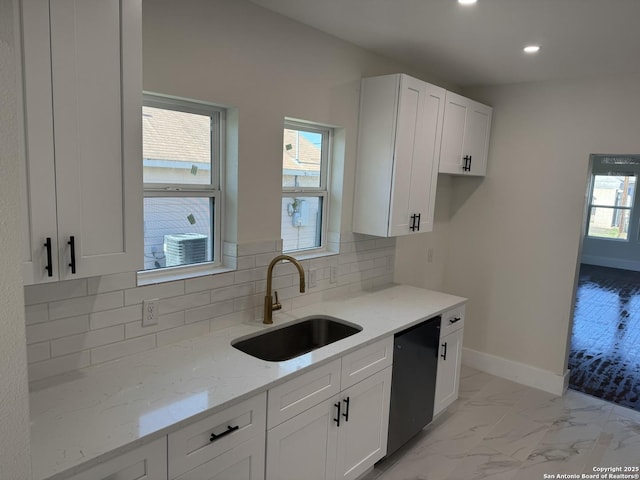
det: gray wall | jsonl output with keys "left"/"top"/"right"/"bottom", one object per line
{"left": 0, "top": 0, "right": 32, "bottom": 477}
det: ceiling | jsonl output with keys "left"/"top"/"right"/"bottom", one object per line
{"left": 250, "top": 0, "right": 640, "bottom": 87}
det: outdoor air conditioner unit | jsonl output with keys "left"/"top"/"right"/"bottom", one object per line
{"left": 164, "top": 233, "right": 208, "bottom": 267}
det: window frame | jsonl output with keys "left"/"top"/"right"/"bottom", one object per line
{"left": 586, "top": 171, "right": 636, "bottom": 242}
{"left": 282, "top": 120, "right": 331, "bottom": 255}
{"left": 138, "top": 93, "right": 225, "bottom": 284}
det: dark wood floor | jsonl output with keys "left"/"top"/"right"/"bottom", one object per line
{"left": 568, "top": 264, "right": 640, "bottom": 411}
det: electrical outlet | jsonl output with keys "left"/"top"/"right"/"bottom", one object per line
{"left": 427, "top": 248, "right": 434, "bottom": 264}
{"left": 330, "top": 265, "right": 338, "bottom": 284}
{"left": 142, "top": 299, "right": 159, "bottom": 326}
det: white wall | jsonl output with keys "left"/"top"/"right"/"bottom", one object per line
{"left": 142, "top": 0, "right": 451, "bottom": 246}
{"left": 0, "top": 0, "right": 32, "bottom": 477}
{"left": 440, "top": 76, "right": 640, "bottom": 376}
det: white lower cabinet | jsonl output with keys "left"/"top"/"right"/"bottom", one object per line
{"left": 64, "top": 437, "right": 167, "bottom": 480}
{"left": 434, "top": 305, "right": 465, "bottom": 416}
{"left": 266, "top": 356, "right": 392, "bottom": 480}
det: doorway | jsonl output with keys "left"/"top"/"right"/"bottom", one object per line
{"left": 568, "top": 155, "right": 640, "bottom": 411}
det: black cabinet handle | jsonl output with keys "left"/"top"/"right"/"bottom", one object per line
{"left": 409, "top": 214, "right": 416, "bottom": 231}
{"left": 68, "top": 236, "right": 76, "bottom": 274}
{"left": 44, "top": 237, "right": 53, "bottom": 277}
{"left": 463, "top": 155, "right": 472, "bottom": 172}
{"left": 449, "top": 317, "right": 461, "bottom": 324}
{"left": 342, "top": 397, "right": 350, "bottom": 422}
{"left": 209, "top": 425, "right": 239, "bottom": 443}
{"left": 415, "top": 213, "right": 421, "bottom": 231}
{"left": 334, "top": 402, "right": 341, "bottom": 427}
{"left": 441, "top": 342, "right": 448, "bottom": 360}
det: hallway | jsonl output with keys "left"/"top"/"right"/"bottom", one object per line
{"left": 568, "top": 264, "right": 640, "bottom": 411}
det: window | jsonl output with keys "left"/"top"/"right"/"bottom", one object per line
{"left": 141, "top": 94, "right": 224, "bottom": 275}
{"left": 586, "top": 173, "right": 636, "bottom": 240}
{"left": 281, "top": 121, "right": 330, "bottom": 253}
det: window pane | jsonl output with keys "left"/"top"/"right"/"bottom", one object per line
{"left": 587, "top": 207, "right": 630, "bottom": 240}
{"left": 281, "top": 196, "right": 323, "bottom": 252}
{"left": 283, "top": 128, "right": 322, "bottom": 188}
{"left": 591, "top": 174, "right": 635, "bottom": 207}
{"left": 143, "top": 197, "right": 213, "bottom": 270}
{"left": 143, "top": 106, "right": 212, "bottom": 185}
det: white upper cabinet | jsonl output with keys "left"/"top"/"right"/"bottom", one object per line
{"left": 353, "top": 74, "right": 445, "bottom": 237}
{"left": 20, "top": 0, "right": 143, "bottom": 284}
{"left": 439, "top": 91, "right": 492, "bottom": 176}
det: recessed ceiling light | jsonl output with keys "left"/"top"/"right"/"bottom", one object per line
{"left": 523, "top": 45, "right": 541, "bottom": 53}
{"left": 458, "top": 0, "right": 477, "bottom": 5}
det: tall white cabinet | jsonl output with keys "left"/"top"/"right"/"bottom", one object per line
{"left": 20, "top": 0, "right": 143, "bottom": 284}
{"left": 353, "top": 74, "right": 445, "bottom": 237}
{"left": 439, "top": 91, "right": 492, "bottom": 176}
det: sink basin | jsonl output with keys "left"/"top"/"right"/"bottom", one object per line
{"left": 231, "top": 315, "right": 362, "bottom": 361}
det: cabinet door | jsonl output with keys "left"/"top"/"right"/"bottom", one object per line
{"left": 465, "top": 100, "right": 492, "bottom": 176}
{"left": 20, "top": 0, "right": 59, "bottom": 284}
{"left": 406, "top": 83, "right": 445, "bottom": 233}
{"left": 266, "top": 397, "right": 339, "bottom": 480}
{"left": 65, "top": 437, "right": 166, "bottom": 480}
{"left": 49, "top": 0, "right": 143, "bottom": 280}
{"left": 439, "top": 91, "right": 491, "bottom": 176}
{"left": 335, "top": 367, "right": 392, "bottom": 480}
{"left": 434, "top": 328, "right": 464, "bottom": 416}
{"left": 175, "top": 436, "right": 265, "bottom": 480}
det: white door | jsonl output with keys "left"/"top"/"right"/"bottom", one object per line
{"left": 49, "top": 0, "right": 143, "bottom": 280}
{"left": 434, "top": 328, "right": 464, "bottom": 416}
{"left": 266, "top": 398, "right": 339, "bottom": 480}
{"left": 335, "top": 367, "right": 392, "bottom": 480}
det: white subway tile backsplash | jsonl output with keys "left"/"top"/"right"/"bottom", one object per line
{"left": 27, "top": 342, "right": 51, "bottom": 364}
{"left": 159, "top": 291, "right": 210, "bottom": 315}
{"left": 25, "top": 303, "right": 48, "bottom": 326}
{"left": 185, "top": 272, "right": 235, "bottom": 293}
{"left": 125, "top": 311, "right": 184, "bottom": 338}
{"left": 87, "top": 272, "right": 136, "bottom": 295}
{"left": 25, "top": 238, "right": 395, "bottom": 382}
{"left": 48, "top": 291, "right": 124, "bottom": 320}
{"left": 29, "top": 351, "right": 91, "bottom": 382}
{"left": 185, "top": 300, "right": 234, "bottom": 324}
{"left": 90, "top": 305, "right": 142, "bottom": 330}
{"left": 124, "top": 281, "right": 184, "bottom": 306}
{"left": 26, "top": 315, "right": 90, "bottom": 344}
{"left": 157, "top": 320, "right": 210, "bottom": 347}
{"left": 24, "top": 278, "right": 87, "bottom": 305}
{"left": 91, "top": 335, "right": 156, "bottom": 365}
{"left": 50, "top": 325, "right": 125, "bottom": 357}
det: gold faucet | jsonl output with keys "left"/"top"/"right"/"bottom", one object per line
{"left": 264, "top": 255, "right": 306, "bottom": 324}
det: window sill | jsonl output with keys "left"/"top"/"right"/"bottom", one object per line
{"left": 286, "top": 249, "right": 339, "bottom": 262}
{"left": 137, "top": 263, "right": 235, "bottom": 286}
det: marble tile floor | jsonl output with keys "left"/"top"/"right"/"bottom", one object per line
{"left": 361, "top": 365, "right": 640, "bottom": 480}
{"left": 569, "top": 264, "right": 640, "bottom": 411}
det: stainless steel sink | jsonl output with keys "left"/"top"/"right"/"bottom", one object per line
{"left": 231, "top": 315, "right": 362, "bottom": 361}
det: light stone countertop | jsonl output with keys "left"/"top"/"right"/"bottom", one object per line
{"left": 29, "top": 284, "right": 466, "bottom": 480}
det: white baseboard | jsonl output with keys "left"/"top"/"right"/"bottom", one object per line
{"left": 581, "top": 255, "right": 640, "bottom": 272}
{"left": 462, "top": 347, "right": 569, "bottom": 396}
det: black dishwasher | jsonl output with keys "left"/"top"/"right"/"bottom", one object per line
{"left": 386, "top": 315, "right": 441, "bottom": 456}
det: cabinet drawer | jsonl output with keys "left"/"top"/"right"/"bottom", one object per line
{"left": 267, "top": 358, "right": 341, "bottom": 429}
{"left": 175, "top": 435, "right": 265, "bottom": 480}
{"left": 340, "top": 337, "right": 393, "bottom": 390}
{"left": 65, "top": 437, "right": 166, "bottom": 480}
{"left": 440, "top": 305, "right": 465, "bottom": 337}
{"left": 168, "top": 392, "right": 266, "bottom": 479}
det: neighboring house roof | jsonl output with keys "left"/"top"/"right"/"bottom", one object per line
{"left": 283, "top": 128, "right": 321, "bottom": 174}
{"left": 143, "top": 105, "right": 210, "bottom": 164}
{"left": 143, "top": 106, "right": 321, "bottom": 176}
